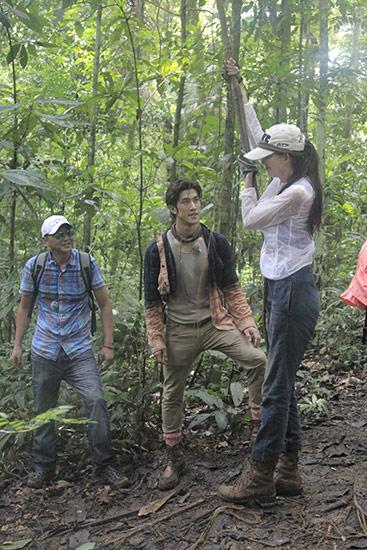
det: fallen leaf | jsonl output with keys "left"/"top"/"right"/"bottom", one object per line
{"left": 98, "top": 490, "right": 111, "bottom": 504}
{"left": 75, "top": 543, "right": 96, "bottom": 550}
{"left": 0, "top": 539, "right": 32, "bottom": 549}
{"left": 68, "top": 529, "right": 90, "bottom": 549}
{"left": 55, "top": 480, "right": 72, "bottom": 489}
{"left": 138, "top": 490, "right": 176, "bottom": 517}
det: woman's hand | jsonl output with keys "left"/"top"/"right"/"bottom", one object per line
{"left": 244, "top": 172, "right": 256, "bottom": 189}
{"left": 223, "top": 57, "right": 241, "bottom": 80}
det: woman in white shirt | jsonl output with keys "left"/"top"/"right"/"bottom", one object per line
{"left": 218, "top": 59, "right": 322, "bottom": 506}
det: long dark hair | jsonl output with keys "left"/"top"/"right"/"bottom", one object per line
{"left": 280, "top": 140, "right": 323, "bottom": 235}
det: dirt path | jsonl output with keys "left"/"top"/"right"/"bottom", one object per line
{"left": 1, "top": 367, "right": 367, "bottom": 550}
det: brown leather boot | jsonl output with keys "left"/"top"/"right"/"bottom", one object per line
{"left": 158, "top": 443, "right": 185, "bottom": 491}
{"left": 218, "top": 459, "right": 277, "bottom": 506}
{"left": 275, "top": 450, "right": 303, "bottom": 496}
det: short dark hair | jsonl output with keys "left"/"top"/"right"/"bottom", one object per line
{"left": 165, "top": 177, "right": 202, "bottom": 216}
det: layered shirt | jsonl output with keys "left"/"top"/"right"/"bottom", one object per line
{"left": 20, "top": 249, "right": 104, "bottom": 360}
{"left": 241, "top": 102, "right": 315, "bottom": 281}
{"left": 144, "top": 224, "right": 256, "bottom": 354}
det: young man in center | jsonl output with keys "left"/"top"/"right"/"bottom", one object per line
{"left": 144, "top": 177, "right": 266, "bottom": 490}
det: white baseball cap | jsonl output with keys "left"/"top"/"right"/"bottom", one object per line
{"left": 41, "top": 215, "right": 72, "bottom": 237}
{"left": 245, "top": 123, "right": 306, "bottom": 161}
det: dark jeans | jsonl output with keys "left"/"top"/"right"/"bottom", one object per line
{"left": 251, "top": 265, "right": 320, "bottom": 463}
{"left": 31, "top": 348, "right": 113, "bottom": 473}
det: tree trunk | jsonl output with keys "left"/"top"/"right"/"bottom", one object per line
{"left": 342, "top": 19, "right": 360, "bottom": 139}
{"left": 216, "top": 0, "right": 242, "bottom": 239}
{"left": 170, "top": 0, "right": 187, "bottom": 180}
{"left": 5, "top": 22, "right": 19, "bottom": 341}
{"left": 275, "top": 0, "right": 291, "bottom": 123}
{"left": 315, "top": 0, "right": 329, "bottom": 186}
{"left": 83, "top": 1, "right": 102, "bottom": 250}
{"left": 297, "top": 0, "right": 314, "bottom": 133}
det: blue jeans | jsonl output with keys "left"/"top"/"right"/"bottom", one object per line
{"left": 251, "top": 265, "right": 320, "bottom": 463}
{"left": 31, "top": 348, "right": 113, "bottom": 473}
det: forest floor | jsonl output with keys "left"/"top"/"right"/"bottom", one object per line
{"left": 1, "top": 362, "right": 367, "bottom": 550}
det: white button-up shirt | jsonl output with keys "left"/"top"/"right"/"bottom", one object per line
{"left": 240, "top": 103, "right": 315, "bottom": 281}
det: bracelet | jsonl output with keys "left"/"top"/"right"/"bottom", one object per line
{"left": 103, "top": 345, "right": 113, "bottom": 350}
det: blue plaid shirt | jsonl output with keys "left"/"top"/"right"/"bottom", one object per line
{"left": 20, "top": 249, "right": 105, "bottom": 360}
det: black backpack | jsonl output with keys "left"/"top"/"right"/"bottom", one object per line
{"left": 28, "top": 251, "right": 97, "bottom": 335}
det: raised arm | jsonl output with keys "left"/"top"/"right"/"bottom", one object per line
{"left": 223, "top": 58, "right": 264, "bottom": 148}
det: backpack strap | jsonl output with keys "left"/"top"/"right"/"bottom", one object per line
{"left": 78, "top": 251, "right": 97, "bottom": 335}
{"left": 28, "top": 251, "right": 48, "bottom": 319}
{"left": 362, "top": 309, "right": 367, "bottom": 345}
{"left": 156, "top": 234, "right": 170, "bottom": 299}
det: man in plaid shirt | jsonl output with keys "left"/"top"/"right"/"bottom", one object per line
{"left": 10, "top": 215, "right": 129, "bottom": 489}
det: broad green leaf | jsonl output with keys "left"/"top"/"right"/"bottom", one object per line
{"left": 1, "top": 169, "right": 47, "bottom": 189}
{"left": 12, "top": 9, "right": 45, "bottom": 33}
{"left": 19, "top": 45, "right": 28, "bottom": 68}
{"left": 6, "top": 43, "right": 20, "bottom": 65}
{"left": 186, "top": 388, "right": 224, "bottom": 409}
{"left": 0, "top": 11, "right": 11, "bottom": 29}
{"left": 230, "top": 382, "right": 244, "bottom": 407}
{"left": 188, "top": 412, "right": 212, "bottom": 429}
{"left": 214, "top": 410, "right": 228, "bottom": 432}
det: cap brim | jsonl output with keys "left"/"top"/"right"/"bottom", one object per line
{"left": 46, "top": 222, "right": 72, "bottom": 236}
{"left": 245, "top": 147, "right": 275, "bottom": 161}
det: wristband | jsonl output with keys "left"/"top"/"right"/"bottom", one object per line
{"left": 103, "top": 345, "right": 113, "bottom": 350}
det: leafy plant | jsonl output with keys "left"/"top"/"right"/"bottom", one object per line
{"left": 299, "top": 394, "right": 330, "bottom": 416}
{"left": 186, "top": 381, "right": 249, "bottom": 432}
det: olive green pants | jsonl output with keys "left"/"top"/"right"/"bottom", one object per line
{"left": 162, "top": 320, "right": 266, "bottom": 434}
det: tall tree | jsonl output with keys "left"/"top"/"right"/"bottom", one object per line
{"left": 275, "top": 0, "right": 292, "bottom": 122}
{"left": 216, "top": 0, "right": 242, "bottom": 239}
{"left": 315, "top": 0, "right": 329, "bottom": 185}
{"left": 83, "top": 1, "right": 103, "bottom": 250}
{"left": 342, "top": 19, "right": 361, "bottom": 139}
{"left": 170, "top": 0, "right": 187, "bottom": 180}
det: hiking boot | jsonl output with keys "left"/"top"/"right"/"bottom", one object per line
{"left": 218, "top": 459, "right": 277, "bottom": 506}
{"left": 158, "top": 443, "right": 185, "bottom": 491}
{"left": 98, "top": 465, "right": 130, "bottom": 489}
{"left": 26, "top": 470, "right": 55, "bottom": 489}
{"left": 275, "top": 450, "right": 303, "bottom": 496}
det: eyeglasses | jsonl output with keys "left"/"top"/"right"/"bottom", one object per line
{"left": 49, "top": 227, "right": 74, "bottom": 240}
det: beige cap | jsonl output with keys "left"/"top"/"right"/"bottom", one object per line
{"left": 245, "top": 123, "right": 306, "bottom": 161}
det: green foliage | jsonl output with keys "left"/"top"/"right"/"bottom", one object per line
{"left": 186, "top": 381, "right": 249, "bottom": 432}
{"left": 0, "top": 405, "right": 90, "bottom": 433}
{"left": 297, "top": 368, "right": 331, "bottom": 418}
